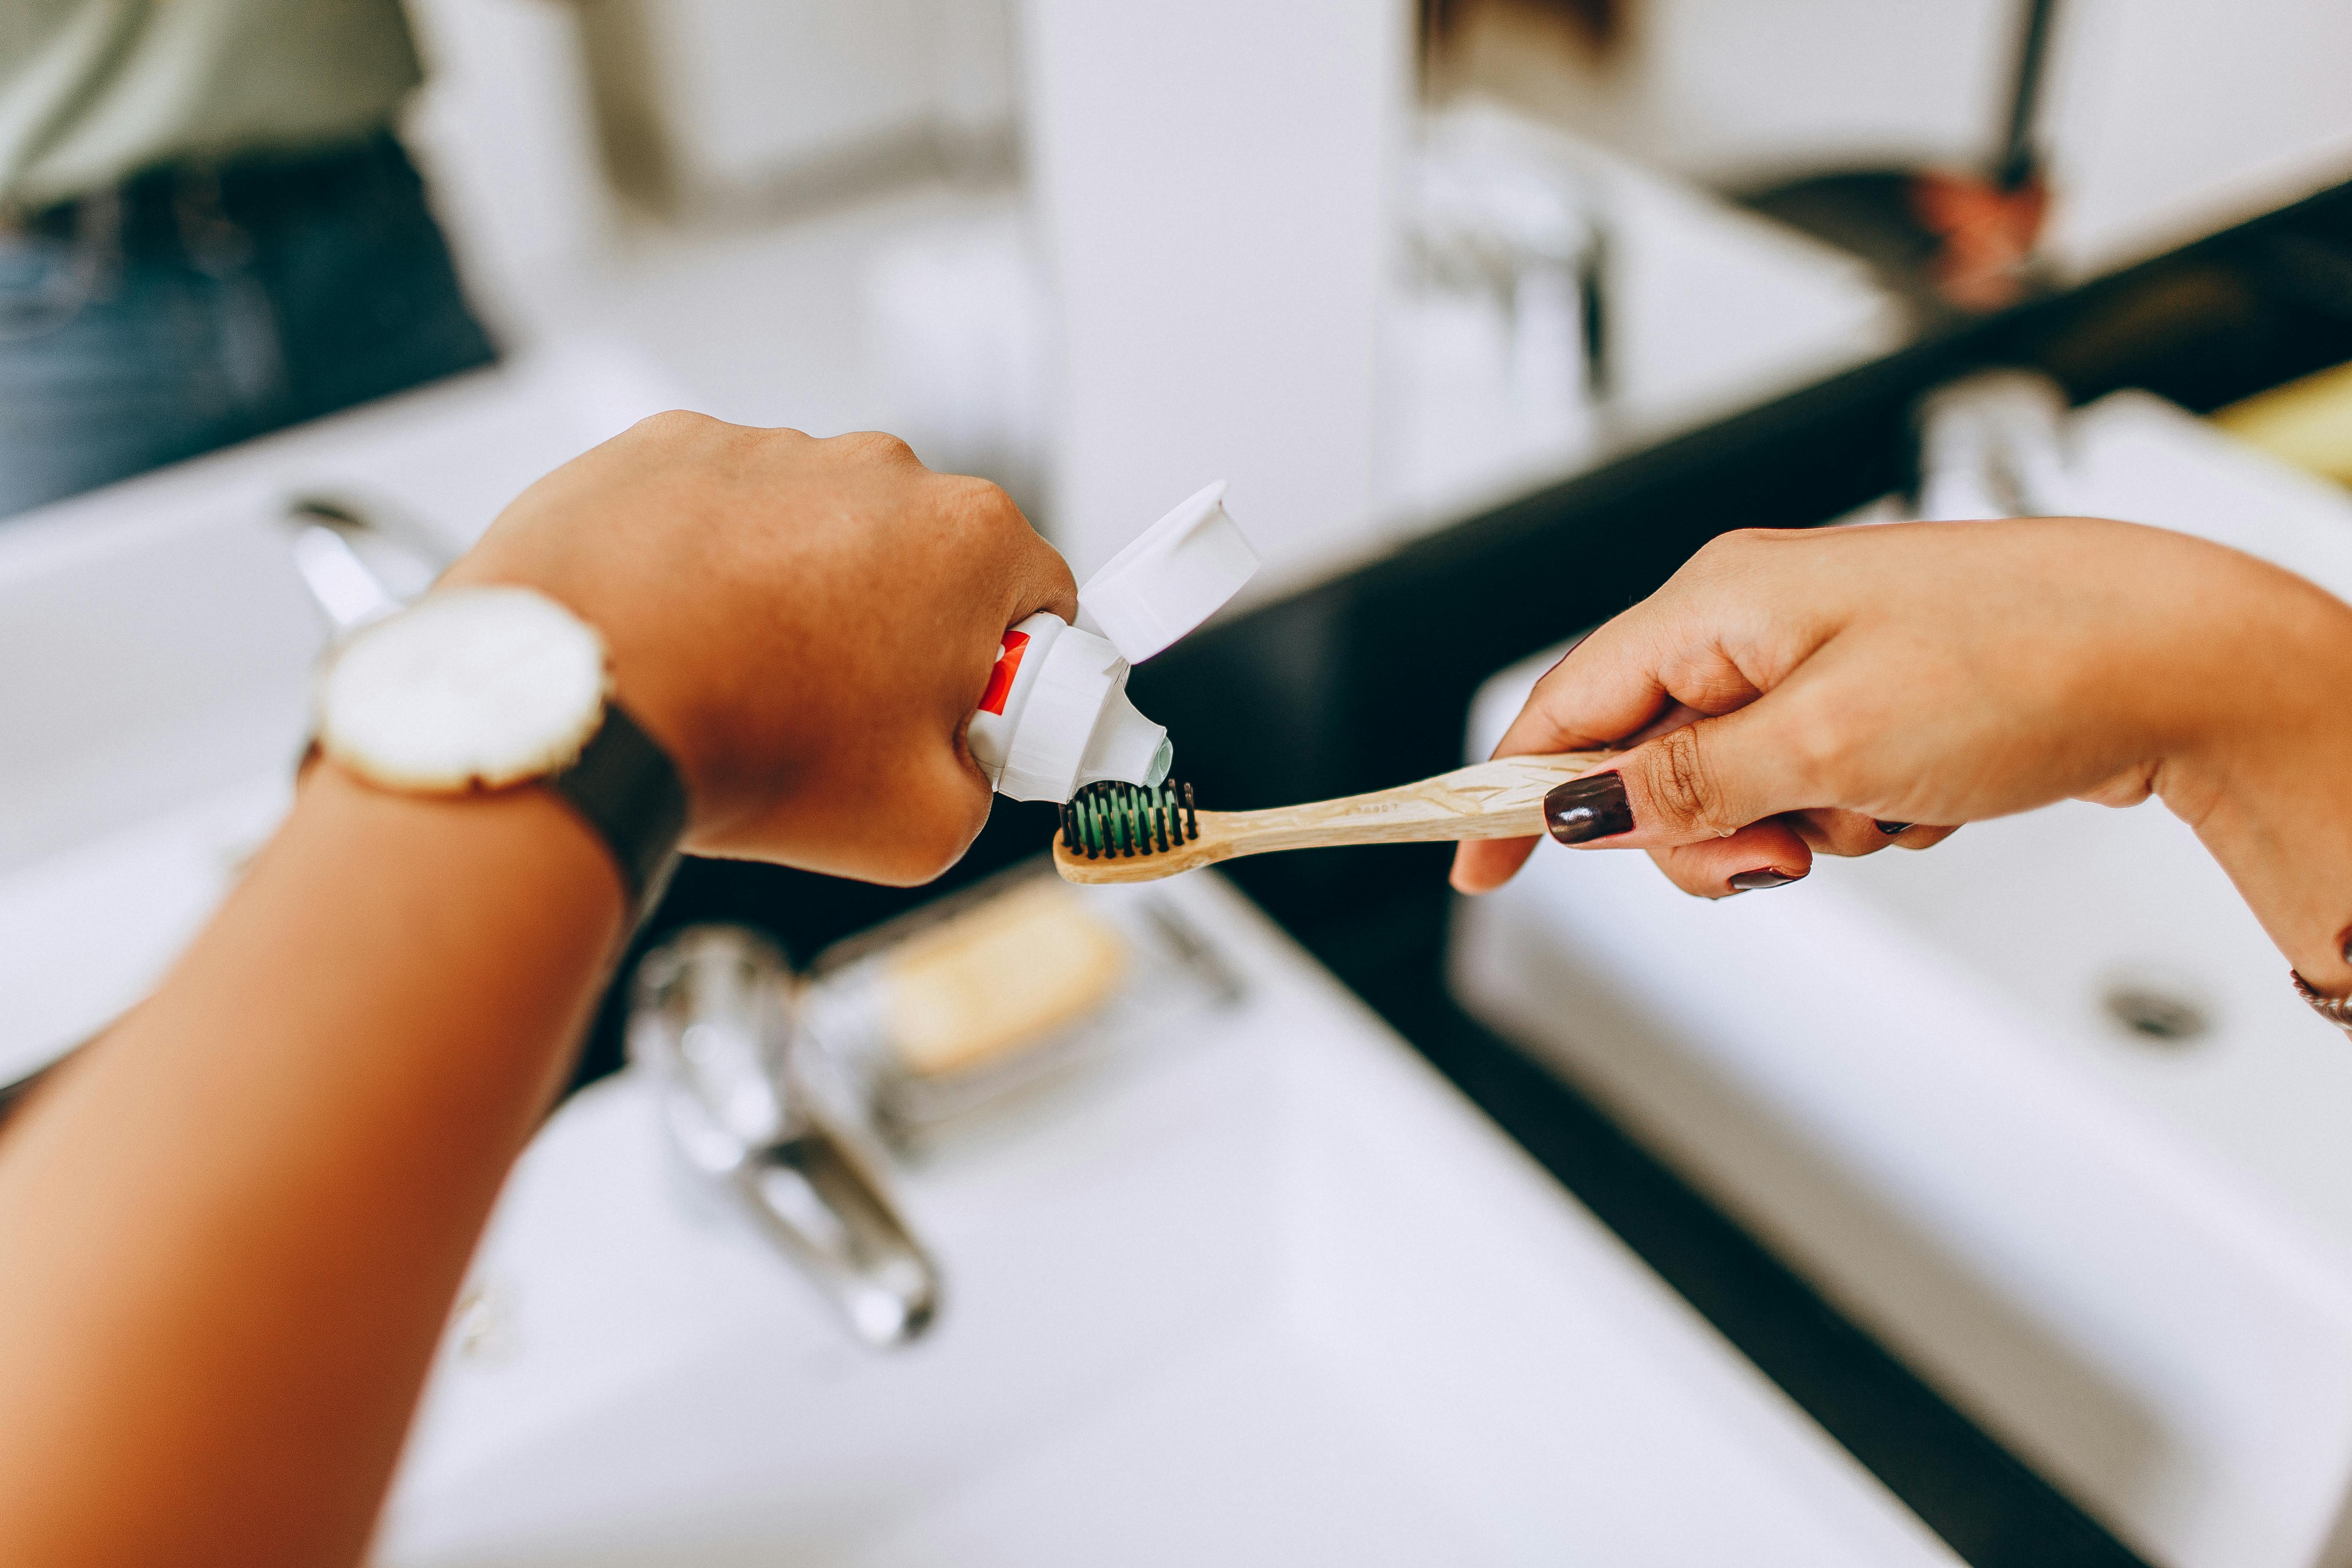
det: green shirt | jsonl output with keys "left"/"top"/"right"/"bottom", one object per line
{"left": 1, "top": 0, "right": 422, "bottom": 209}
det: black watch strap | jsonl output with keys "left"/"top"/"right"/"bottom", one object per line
{"left": 546, "top": 701, "right": 689, "bottom": 919}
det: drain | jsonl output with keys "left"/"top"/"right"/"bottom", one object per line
{"left": 2101, "top": 983, "right": 2211, "bottom": 1045}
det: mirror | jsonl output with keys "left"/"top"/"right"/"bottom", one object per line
{"left": 399, "top": 0, "right": 2352, "bottom": 582}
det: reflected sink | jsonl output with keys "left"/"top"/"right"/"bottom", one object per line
{"left": 379, "top": 873, "right": 1956, "bottom": 1568}
{"left": 1452, "top": 392, "right": 2352, "bottom": 1568}
{"left": 0, "top": 346, "right": 682, "bottom": 1090}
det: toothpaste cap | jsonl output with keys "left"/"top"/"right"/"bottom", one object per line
{"left": 1075, "top": 481, "right": 1259, "bottom": 663}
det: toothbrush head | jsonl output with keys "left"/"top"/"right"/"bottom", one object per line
{"left": 1059, "top": 778, "right": 1196, "bottom": 858}
{"left": 1053, "top": 780, "right": 1210, "bottom": 882}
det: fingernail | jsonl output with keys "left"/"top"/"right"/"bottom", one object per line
{"left": 1727, "top": 868, "right": 1802, "bottom": 893}
{"left": 1545, "top": 771, "right": 1632, "bottom": 845}
{"left": 1876, "top": 821, "right": 1912, "bottom": 836}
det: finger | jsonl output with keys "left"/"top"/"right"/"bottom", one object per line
{"left": 1453, "top": 805, "right": 1819, "bottom": 898}
{"left": 1485, "top": 530, "right": 1841, "bottom": 765}
{"left": 830, "top": 429, "right": 924, "bottom": 468}
{"left": 1644, "top": 818, "right": 1813, "bottom": 897}
{"left": 1451, "top": 695, "right": 1716, "bottom": 894}
{"left": 1782, "top": 812, "right": 1962, "bottom": 856}
{"left": 1488, "top": 612, "right": 1746, "bottom": 760}
{"left": 861, "top": 738, "right": 995, "bottom": 886}
{"left": 1786, "top": 807, "right": 1925, "bottom": 858}
{"left": 1619, "top": 698, "right": 1713, "bottom": 748}
{"left": 1018, "top": 542, "right": 1079, "bottom": 625}
{"left": 1454, "top": 631, "right": 1622, "bottom": 895}
{"left": 1545, "top": 699, "right": 1821, "bottom": 849}
{"left": 1814, "top": 815, "right": 1961, "bottom": 853}
{"left": 952, "top": 475, "right": 1077, "bottom": 625}
{"left": 1452, "top": 834, "right": 1537, "bottom": 895}
{"left": 723, "top": 730, "right": 990, "bottom": 886}
{"left": 1003, "top": 512, "right": 1077, "bottom": 625}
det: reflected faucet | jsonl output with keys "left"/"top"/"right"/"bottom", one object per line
{"left": 628, "top": 925, "right": 941, "bottom": 1347}
{"left": 1911, "top": 368, "right": 2079, "bottom": 520}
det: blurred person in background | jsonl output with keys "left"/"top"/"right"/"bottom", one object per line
{"left": 0, "top": 0, "right": 496, "bottom": 519}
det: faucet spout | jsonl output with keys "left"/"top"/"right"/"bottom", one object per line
{"left": 628, "top": 925, "right": 941, "bottom": 1346}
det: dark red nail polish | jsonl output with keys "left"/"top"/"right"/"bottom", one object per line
{"left": 1545, "top": 772, "right": 1633, "bottom": 845}
{"left": 1876, "top": 821, "right": 1912, "bottom": 836}
{"left": 1727, "top": 868, "right": 1801, "bottom": 893}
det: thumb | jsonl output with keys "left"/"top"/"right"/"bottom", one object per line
{"left": 1546, "top": 702, "right": 1812, "bottom": 848}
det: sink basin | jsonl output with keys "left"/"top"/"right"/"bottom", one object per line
{"left": 1, "top": 336, "right": 1953, "bottom": 1563}
{"left": 1452, "top": 392, "right": 2352, "bottom": 1568}
{"left": 377, "top": 873, "right": 1957, "bottom": 1568}
{"left": 0, "top": 345, "right": 681, "bottom": 1089}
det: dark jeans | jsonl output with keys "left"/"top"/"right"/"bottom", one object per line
{"left": 0, "top": 132, "right": 497, "bottom": 518}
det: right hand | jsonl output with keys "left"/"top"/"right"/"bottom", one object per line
{"left": 1451, "top": 518, "right": 2352, "bottom": 994}
{"left": 443, "top": 413, "right": 1077, "bottom": 885}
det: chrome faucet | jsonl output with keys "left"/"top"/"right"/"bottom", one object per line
{"left": 282, "top": 491, "right": 448, "bottom": 633}
{"left": 628, "top": 925, "right": 941, "bottom": 1347}
{"left": 1911, "top": 368, "right": 2081, "bottom": 520}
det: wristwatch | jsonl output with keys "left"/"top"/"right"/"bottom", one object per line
{"left": 313, "top": 586, "right": 689, "bottom": 919}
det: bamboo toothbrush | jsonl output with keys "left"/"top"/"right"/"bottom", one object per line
{"left": 1052, "top": 752, "right": 1613, "bottom": 884}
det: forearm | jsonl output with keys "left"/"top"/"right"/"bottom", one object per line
{"left": 0, "top": 767, "right": 622, "bottom": 1567}
{"left": 2159, "top": 581, "right": 2352, "bottom": 997}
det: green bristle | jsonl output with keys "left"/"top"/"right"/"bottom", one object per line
{"left": 1061, "top": 779, "right": 1198, "bottom": 859}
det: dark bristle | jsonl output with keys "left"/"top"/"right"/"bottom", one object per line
{"left": 1062, "top": 779, "right": 1198, "bottom": 858}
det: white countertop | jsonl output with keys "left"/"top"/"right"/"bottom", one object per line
{"left": 379, "top": 871, "right": 1958, "bottom": 1568}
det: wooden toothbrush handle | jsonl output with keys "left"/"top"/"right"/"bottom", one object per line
{"left": 1222, "top": 751, "right": 1612, "bottom": 852}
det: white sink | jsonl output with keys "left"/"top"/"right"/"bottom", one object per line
{"left": 3, "top": 338, "right": 1959, "bottom": 1563}
{"left": 378, "top": 873, "right": 1956, "bottom": 1568}
{"left": 0, "top": 344, "right": 682, "bottom": 1088}
{"left": 1453, "top": 392, "right": 2352, "bottom": 1568}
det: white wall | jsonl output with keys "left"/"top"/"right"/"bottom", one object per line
{"left": 399, "top": 0, "right": 615, "bottom": 340}
{"left": 399, "top": 0, "right": 1018, "bottom": 340}
{"left": 2040, "top": 0, "right": 2352, "bottom": 275}
{"left": 1459, "top": 0, "right": 2013, "bottom": 184}
{"left": 647, "top": 0, "right": 1004, "bottom": 188}
{"left": 1018, "top": 0, "right": 1412, "bottom": 586}
{"left": 1473, "top": 0, "right": 2352, "bottom": 281}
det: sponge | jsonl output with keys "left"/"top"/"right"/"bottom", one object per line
{"left": 2214, "top": 359, "right": 2352, "bottom": 490}
{"left": 881, "top": 879, "right": 1128, "bottom": 1078}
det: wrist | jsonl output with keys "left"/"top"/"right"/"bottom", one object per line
{"left": 2157, "top": 580, "right": 2352, "bottom": 995}
{"left": 313, "top": 584, "right": 692, "bottom": 916}
{"left": 590, "top": 628, "right": 724, "bottom": 837}
{"left": 300, "top": 759, "right": 628, "bottom": 937}
{"left": 435, "top": 554, "right": 728, "bottom": 842}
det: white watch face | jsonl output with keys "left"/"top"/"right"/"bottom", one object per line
{"left": 318, "top": 586, "right": 610, "bottom": 792}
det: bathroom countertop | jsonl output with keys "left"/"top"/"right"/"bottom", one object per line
{"left": 378, "top": 869, "right": 1958, "bottom": 1568}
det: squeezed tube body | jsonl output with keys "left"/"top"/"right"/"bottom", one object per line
{"left": 966, "top": 612, "right": 1172, "bottom": 802}
{"left": 965, "top": 480, "right": 1258, "bottom": 804}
